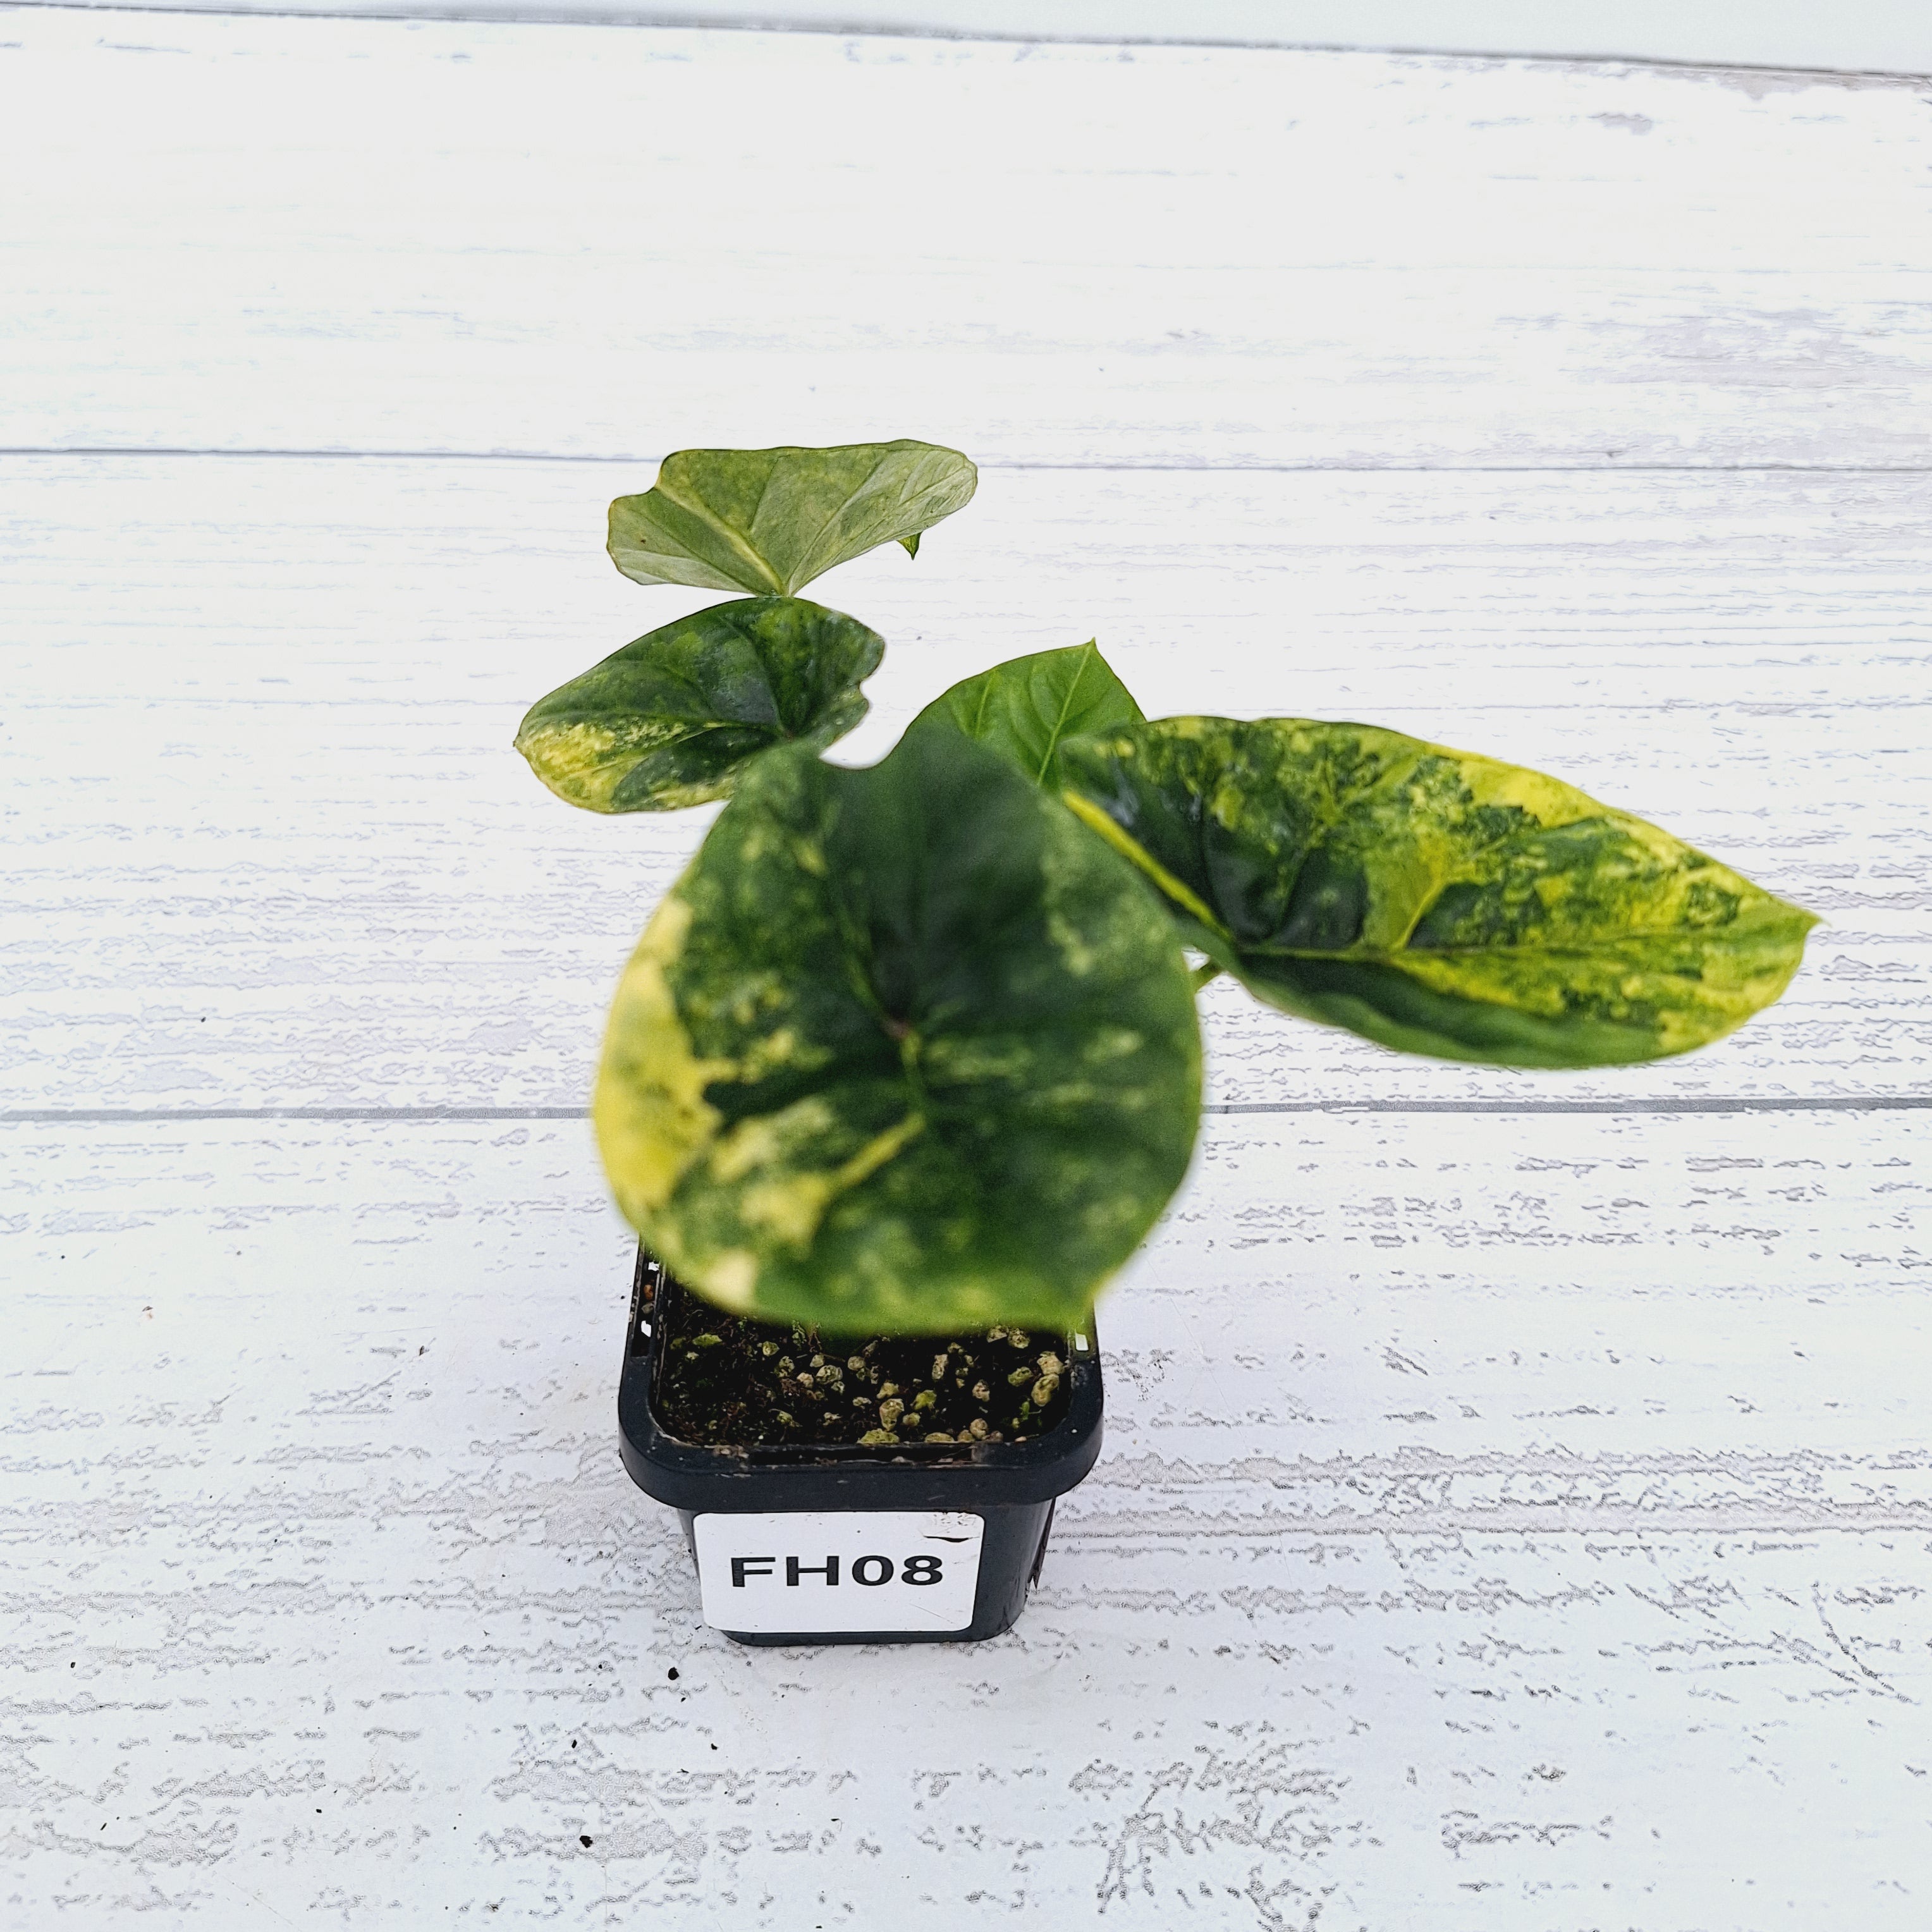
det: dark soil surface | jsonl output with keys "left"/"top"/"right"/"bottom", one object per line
{"left": 649, "top": 1271, "right": 1072, "bottom": 1449}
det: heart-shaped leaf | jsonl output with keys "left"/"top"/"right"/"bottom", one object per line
{"left": 514, "top": 596, "right": 884, "bottom": 812}
{"left": 904, "top": 641, "right": 1145, "bottom": 791}
{"left": 1059, "top": 717, "right": 1816, "bottom": 1068}
{"left": 593, "top": 729, "right": 1202, "bottom": 1332}
{"left": 608, "top": 441, "right": 977, "bottom": 596}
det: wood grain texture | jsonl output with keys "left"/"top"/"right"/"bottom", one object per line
{"left": 4, "top": 11, "right": 1932, "bottom": 467}
{"left": 5, "top": 1115, "right": 1931, "bottom": 1926}
{"left": 3, "top": 11, "right": 1929, "bottom": 1926}
{"left": 5, "top": 455, "right": 1926, "bottom": 1110}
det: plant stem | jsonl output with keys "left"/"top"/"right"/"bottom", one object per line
{"left": 1190, "top": 961, "right": 1223, "bottom": 993}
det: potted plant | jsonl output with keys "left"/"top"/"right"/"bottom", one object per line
{"left": 515, "top": 439, "right": 1814, "bottom": 1645}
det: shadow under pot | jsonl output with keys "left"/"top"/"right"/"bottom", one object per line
{"left": 618, "top": 1250, "right": 1104, "bottom": 1645}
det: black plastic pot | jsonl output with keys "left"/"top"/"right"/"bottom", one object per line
{"left": 618, "top": 1250, "right": 1103, "bottom": 1644}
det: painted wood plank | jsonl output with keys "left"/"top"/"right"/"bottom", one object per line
{"left": 5, "top": 455, "right": 1926, "bottom": 1110}
{"left": 6, "top": 11, "right": 1931, "bottom": 467}
{"left": 6, "top": 1111, "right": 1928, "bottom": 1925}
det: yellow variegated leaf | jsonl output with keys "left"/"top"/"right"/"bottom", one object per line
{"left": 594, "top": 730, "right": 1201, "bottom": 1331}
{"left": 1058, "top": 717, "right": 1816, "bottom": 1068}
{"left": 514, "top": 596, "right": 882, "bottom": 812}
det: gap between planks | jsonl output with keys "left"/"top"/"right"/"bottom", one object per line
{"left": 6, "top": 446, "right": 1932, "bottom": 475}
{"left": 4, "top": 1097, "right": 1927, "bottom": 1123}
{"left": 7, "top": 1, "right": 1932, "bottom": 87}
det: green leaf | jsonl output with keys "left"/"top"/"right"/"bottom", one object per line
{"left": 1058, "top": 717, "right": 1817, "bottom": 1068}
{"left": 904, "top": 641, "right": 1146, "bottom": 792}
{"left": 513, "top": 596, "right": 884, "bottom": 812}
{"left": 608, "top": 441, "right": 977, "bottom": 596}
{"left": 593, "top": 730, "right": 1202, "bottom": 1332}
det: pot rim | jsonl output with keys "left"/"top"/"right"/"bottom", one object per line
{"left": 618, "top": 1248, "right": 1104, "bottom": 1511}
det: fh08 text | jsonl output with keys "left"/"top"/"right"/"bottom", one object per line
{"left": 729, "top": 1554, "right": 945, "bottom": 1588}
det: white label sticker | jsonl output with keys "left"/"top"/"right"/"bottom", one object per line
{"left": 692, "top": 1510, "right": 985, "bottom": 1634}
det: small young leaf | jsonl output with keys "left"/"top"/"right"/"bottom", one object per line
{"left": 593, "top": 730, "right": 1202, "bottom": 1332}
{"left": 514, "top": 596, "right": 884, "bottom": 812}
{"left": 608, "top": 441, "right": 977, "bottom": 596}
{"left": 1058, "top": 717, "right": 1817, "bottom": 1068}
{"left": 904, "top": 641, "right": 1146, "bottom": 791}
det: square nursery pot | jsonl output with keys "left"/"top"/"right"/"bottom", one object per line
{"left": 618, "top": 1250, "right": 1103, "bottom": 1645}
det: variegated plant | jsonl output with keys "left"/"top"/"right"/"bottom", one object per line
{"left": 518, "top": 441, "right": 1815, "bottom": 1333}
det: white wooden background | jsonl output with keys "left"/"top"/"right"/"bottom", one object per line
{"left": 4, "top": 11, "right": 1930, "bottom": 1928}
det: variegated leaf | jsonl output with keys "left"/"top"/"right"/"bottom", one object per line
{"left": 1058, "top": 717, "right": 1816, "bottom": 1068}
{"left": 904, "top": 640, "right": 1145, "bottom": 791}
{"left": 607, "top": 440, "right": 977, "bottom": 596}
{"left": 513, "top": 596, "right": 883, "bottom": 812}
{"left": 594, "top": 730, "right": 1202, "bottom": 1332}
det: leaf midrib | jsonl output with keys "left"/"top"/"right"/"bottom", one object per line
{"left": 653, "top": 472, "right": 787, "bottom": 595}
{"left": 1036, "top": 642, "right": 1096, "bottom": 785}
